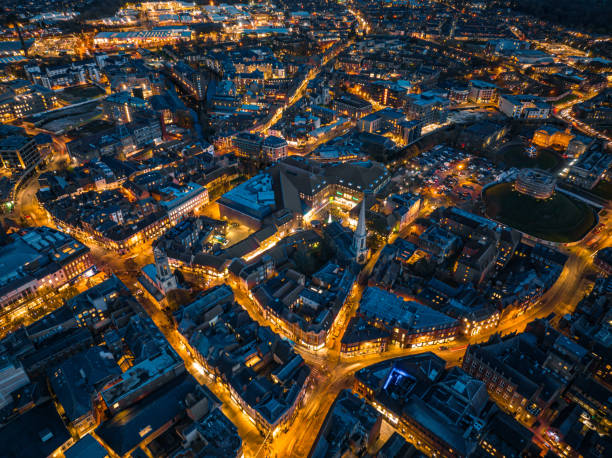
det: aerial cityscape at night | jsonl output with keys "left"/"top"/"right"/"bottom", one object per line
{"left": 0, "top": 0, "right": 611, "bottom": 457}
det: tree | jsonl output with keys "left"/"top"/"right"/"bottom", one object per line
{"left": 165, "top": 288, "right": 196, "bottom": 312}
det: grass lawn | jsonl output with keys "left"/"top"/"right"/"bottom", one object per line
{"left": 498, "top": 144, "right": 562, "bottom": 171}
{"left": 59, "top": 85, "right": 106, "bottom": 103}
{"left": 484, "top": 182, "right": 596, "bottom": 243}
{"left": 591, "top": 180, "right": 612, "bottom": 202}
{"left": 552, "top": 93, "right": 579, "bottom": 106}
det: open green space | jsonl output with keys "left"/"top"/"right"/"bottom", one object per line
{"left": 484, "top": 182, "right": 597, "bottom": 243}
{"left": 497, "top": 144, "right": 562, "bottom": 171}
{"left": 59, "top": 84, "right": 106, "bottom": 103}
{"left": 591, "top": 180, "right": 612, "bottom": 202}
{"left": 552, "top": 93, "right": 579, "bottom": 106}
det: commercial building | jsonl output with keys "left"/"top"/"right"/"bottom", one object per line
{"left": 0, "top": 132, "right": 40, "bottom": 171}
{"left": 332, "top": 94, "right": 372, "bottom": 119}
{"left": 262, "top": 135, "right": 288, "bottom": 161}
{"left": 468, "top": 80, "right": 498, "bottom": 104}
{"left": 218, "top": 157, "right": 390, "bottom": 230}
{"left": 0, "top": 226, "right": 93, "bottom": 312}
{"left": 175, "top": 285, "right": 311, "bottom": 433}
{"left": 93, "top": 28, "right": 194, "bottom": 49}
{"left": 566, "top": 143, "right": 612, "bottom": 189}
{"left": 352, "top": 287, "right": 459, "bottom": 351}
{"left": 498, "top": 94, "right": 551, "bottom": 120}
{"left": 354, "top": 354, "right": 500, "bottom": 457}
{"left": 252, "top": 263, "right": 356, "bottom": 349}
{"left": 232, "top": 132, "right": 263, "bottom": 158}
{"left": 155, "top": 182, "right": 209, "bottom": 225}
{"left": 515, "top": 168, "right": 556, "bottom": 199}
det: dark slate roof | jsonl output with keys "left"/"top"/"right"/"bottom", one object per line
{"left": 96, "top": 375, "right": 197, "bottom": 456}
{"left": 0, "top": 401, "right": 71, "bottom": 458}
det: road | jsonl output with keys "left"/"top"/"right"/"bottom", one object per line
{"left": 13, "top": 6, "right": 609, "bottom": 456}
{"left": 259, "top": 205, "right": 612, "bottom": 457}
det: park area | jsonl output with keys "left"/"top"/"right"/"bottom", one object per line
{"left": 496, "top": 143, "right": 562, "bottom": 171}
{"left": 57, "top": 84, "right": 106, "bottom": 104}
{"left": 484, "top": 182, "right": 597, "bottom": 243}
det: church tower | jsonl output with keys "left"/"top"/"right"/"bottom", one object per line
{"left": 154, "top": 247, "right": 177, "bottom": 294}
{"left": 353, "top": 198, "right": 368, "bottom": 264}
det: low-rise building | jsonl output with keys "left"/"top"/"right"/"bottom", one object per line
{"left": 351, "top": 287, "right": 459, "bottom": 351}
{"left": 252, "top": 263, "right": 356, "bottom": 350}
{"left": 515, "top": 168, "right": 556, "bottom": 199}
{"left": 498, "top": 94, "right": 550, "bottom": 120}
{"left": 332, "top": 94, "right": 372, "bottom": 119}
{"left": 354, "top": 353, "right": 500, "bottom": 457}
{"left": 566, "top": 143, "right": 612, "bottom": 189}
{"left": 262, "top": 135, "right": 288, "bottom": 161}
{"left": 0, "top": 226, "right": 93, "bottom": 313}
{"left": 175, "top": 285, "right": 311, "bottom": 433}
{"left": 309, "top": 389, "right": 381, "bottom": 457}
{"left": 469, "top": 80, "right": 498, "bottom": 104}
{"left": 463, "top": 330, "right": 573, "bottom": 425}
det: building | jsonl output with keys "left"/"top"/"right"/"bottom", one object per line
{"left": 594, "top": 247, "right": 612, "bottom": 275}
{"left": 468, "top": 80, "right": 498, "bottom": 104}
{"left": 0, "top": 81, "right": 58, "bottom": 123}
{"left": 0, "top": 356, "right": 29, "bottom": 409}
{"left": 400, "top": 120, "right": 423, "bottom": 144}
{"left": 566, "top": 143, "right": 612, "bottom": 189}
{"left": 358, "top": 113, "right": 382, "bottom": 133}
{"left": 140, "top": 247, "right": 179, "bottom": 299}
{"left": 354, "top": 354, "right": 498, "bottom": 457}
{"left": 155, "top": 182, "right": 209, "bottom": 225}
{"left": 498, "top": 94, "right": 551, "bottom": 120}
{"left": 0, "top": 226, "right": 93, "bottom": 312}
{"left": 332, "top": 94, "right": 372, "bottom": 119}
{"left": 458, "top": 121, "right": 508, "bottom": 152}
{"left": 384, "top": 193, "right": 422, "bottom": 230}
{"left": 0, "top": 400, "right": 74, "bottom": 457}
{"left": 218, "top": 157, "right": 390, "bottom": 230}
{"left": 262, "top": 135, "right": 288, "bottom": 161}
{"left": 101, "top": 92, "right": 150, "bottom": 124}
{"left": 232, "top": 132, "right": 263, "bottom": 158}
{"left": 405, "top": 91, "right": 449, "bottom": 125}
{"left": 532, "top": 125, "right": 575, "bottom": 150}
{"left": 167, "top": 61, "right": 207, "bottom": 101}
{"left": 355, "top": 287, "right": 459, "bottom": 350}
{"left": 309, "top": 390, "right": 381, "bottom": 457}
{"left": 463, "top": 331, "right": 571, "bottom": 425}
{"left": 175, "top": 285, "right": 311, "bottom": 433}
{"left": 252, "top": 263, "right": 356, "bottom": 350}
{"left": 453, "top": 237, "right": 498, "bottom": 285}
{"left": 49, "top": 346, "right": 122, "bottom": 435}
{"left": 0, "top": 132, "right": 40, "bottom": 171}
{"left": 515, "top": 168, "right": 556, "bottom": 199}
{"left": 100, "top": 314, "right": 185, "bottom": 415}
{"left": 93, "top": 28, "right": 194, "bottom": 49}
